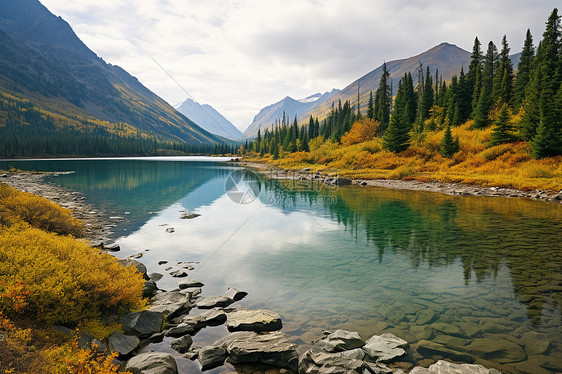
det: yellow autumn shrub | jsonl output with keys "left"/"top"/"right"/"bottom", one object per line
{"left": 0, "top": 182, "right": 83, "bottom": 236}
{"left": 44, "top": 343, "right": 130, "bottom": 374}
{"left": 0, "top": 225, "right": 145, "bottom": 325}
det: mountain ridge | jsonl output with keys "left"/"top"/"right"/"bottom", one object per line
{"left": 175, "top": 98, "right": 242, "bottom": 140}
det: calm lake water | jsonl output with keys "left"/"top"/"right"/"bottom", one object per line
{"left": 2, "top": 157, "right": 562, "bottom": 374}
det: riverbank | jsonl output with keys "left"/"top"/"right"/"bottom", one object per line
{"left": 237, "top": 160, "right": 562, "bottom": 204}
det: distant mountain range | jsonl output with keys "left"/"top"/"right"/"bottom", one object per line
{"left": 0, "top": 0, "right": 226, "bottom": 154}
{"left": 175, "top": 98, "right": 242, "bottom": 140}
{"left": 242, "top": 89, "right": 339, "bottom": 139}
{"left": 242, "top": 42, "right": 522, "bottom": 138}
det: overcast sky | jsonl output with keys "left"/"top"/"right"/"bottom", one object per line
{"left": 41, "top": 0, "right": 559, "bottom": 131}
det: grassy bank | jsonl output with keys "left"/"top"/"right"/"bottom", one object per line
{"left": 245, "top": 121, "right": 562, "bottom": 192}
{"left": 0, "top": 182, "right": 145, "bottom": 373}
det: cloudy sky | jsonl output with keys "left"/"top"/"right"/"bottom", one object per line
{"left": 41, "top": 0, "right": 558, "bottom": 131}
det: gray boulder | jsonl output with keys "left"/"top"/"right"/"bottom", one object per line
{"left": 222, "top": 331, "right": 298, "bottom": 371}
{"left": 200, "top": 309, "right": 227, "bottom": 326}
{"left": 178, "top": 278, "right": 204, "bottom": 289}
{"left": 118, "top": 258, "right": 148, "bottom": 280}
{"left": 362, "top": 333, "right": 407, "bottom": 362}
{"left": 314, "top": 330, "right": 365, "bottom": 352}
{"left": 108, "top": 331, "right": 139, "bottom": 356}
{"left": 224, "top": 287, "right": 247, "bottom": 301}
{"left": 197, "top": 346, "right": 227, "bottom": 371}
{"left": 196, "top": 296, "right": 234, "bottom": 309}
{"left": 77, "top": 331, "right": 106, "bottom": 352}
{"left": 125, "top": 352, "right": 178, "bottom": 374}
{"left": 121, "top": 310, "right": 164, "bottom": 339}
{"left": 149, "top": 273, "right": 164, "bottom": 282}
{"left": 171, "top": 335, "right": 193, "bottom": 353}
{"left": 165, "top": 322, "right": 201, "bottom": 337}
{"left": 149, "top": 291, "right": 192, "bottom": 321}
{"left": 143, "top": 280, "right": 158, "bottom": 298}
{"left": 180, "top": 213, "right": 201, "bottom": 219}
{"left": 169, "top": 269, "right": 188, "bottom": 278}
{"left": 341, "top": 348, "right": 366, "bottom": 360}
{"left": 226, "top": 309, "right": 282, "bottom": 332}
{"left": 409, "top": 360, "right": 501, "bottom": 374}
{"left": 299, "top": 349, "right": 364, "bottom": 374}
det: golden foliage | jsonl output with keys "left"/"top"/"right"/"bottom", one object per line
{"left": 44, "top": 343, "right": 130, "bottom": 374}
{"left": 0, "top": 183, "right": 83, "bottom": 236}
{"left": 340, "top": 119, "right": 379, "bottom": 146}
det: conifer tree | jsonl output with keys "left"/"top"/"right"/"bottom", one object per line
{"left": 467, "top": 37, "right": 483, "bottom": 117}
{"left": 474, "top": 41, "right": 499, "bottom": 128}
{"left": 457, "top": 67, "right": 471, "bottom": 123}
{"left": 513, "top": 29, "right": 535, "bottom": 110}
{"left": 383, "top": 77, "right": 411, "bottom": 152}
{"left": 440, "top": 125, "right": 460, "bottom": 157}
{"left": 490, "top": 103, "right": 515, "bottom": 146}
{"left": 374, "top": 62, "right": 392, "bottom": 135}
{"left": 492, "top": 35, "right": 514, "bottom": 106}
{"left": 418, "top": 66, "right": 434, "bottom": 124}
{"left": 367, "top": 91, "right": 374, "bottom": 119}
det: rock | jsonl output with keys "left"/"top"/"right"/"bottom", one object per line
{"left": 466, "top": 337, "right": 526, "bottom": 364}
{"left": 0, "top": 173, "right": 7, "bottom": 177}
{"left": 299, "top": 349, "right": 364, "bottom": 374}
{"left": 409, "top": 360, "right": 501, "bottom": 374}
{"left": 169, "top": 269, "right": 188, "bottom": 278}
{"left": 171, "top": 335, "right": 193, "bottom": 353}
{"left": 180, "top": 287, "right": 202, "bottom": 299}
{"left": 149, "top": 291, "right": 192, "bottom": 321}
{"left": 158, "top": 261, "right": 168, "bottom": 265}
{"left": 118, "top": 258, "right": 148, "bottom": 280}
{"left": 364, "top": 361, "right": 394, "bottom": 373}
{"left": 165, "top": 321, "right": 201, "bottom": 337}
{"left": 416, "top": 340, "right": 475, "bottom": 364}
{"left": 166, "top": 227, "right": 175, "bottom": 233}
{"left": 108, "top": 331, "right": 139, "bottom": 356}
{"left": 129, "top": 252, "right": 143, "bottom": 259}
{"left": 341, "top": 348, "right": 366, "bottom": 360}
{"left": 196, "top": 296, "right": 234, "bottom": 309}
{"left": 522, "top": 331, "right": 550, "bottom": 355}
{"left": 224, "top": 287, "right": 248, "bottom": 301}
{"left": 51, "top": 325, "right": 73, "bottom": 337}
{"left": 180, "top": 213, "right": 201, "bottom": 219}
{"left": 416, "top": 309, "right": 436, "bottom": 324}
{"left": 177, "top": 262, "right": 195, "bottom": 270}
{"left": 362, "top": 333, "right": 407, "bottom": 362}
{"left": 200, "top": 309, "right": 227, "bottom": 326}
{"left": 77, "top": 331, "right": 106, "bottom": 352}
{"left": 121, "top": 310, "right": 164, "bottom": 339}
{"left": 125, "top": 352, "right": 178, "bottom": 374}
{"left": 359, "top": 181, "right": 368, "bottom": 187}
{"left": 226, "top": 309, "right": 282, "bottom": 332}
{"left": 143, "top": 280, "right": 158, "bottom": 298}
{"left": 220, "top": 331, "right": 298, "bottom": 371}
{"left": 104, "top": 243, "right": 120, "bottom": 252}
{"left": 314, "top": 330, "right": 366, "bottom": 352}
{"left": 334, "top": 178, "right": 352, "bottom": 186}
{"left": 197, "top": 346, "right": 227, "bottom": 371}
{"left": 178, "top": 278, "right": 204, "bottom": 289}
{"left": 149, "top": 273, "right": 163, "bottom": 282}
{"left": 149, "top": 333, "right": 165, "bottom": 343}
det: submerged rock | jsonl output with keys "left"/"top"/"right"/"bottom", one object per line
{"left": 125, "top": 352, "right": 178, "bottom": 374}
{"left": 171, "top": 335, "right": 193, "bottom": 353}
{"left": 197, "top": 346, "right": 227, "bottom": 371}
{"left": 226, "top": 309, "right": 282, "bottom": 332}
{"left": 466, "top": 337, "right": 526, "bottom": 364}
{"left": 299, "top": 349, "right": 365, "bottom": 374}
{"left": 362, "top": 333, "right": 407, "bottom": 362}
{"left": 409, "top": 360, "right": 501, "bottom": 374}
{"left": 416, "top": 340, "right": 475, "bottom": 364}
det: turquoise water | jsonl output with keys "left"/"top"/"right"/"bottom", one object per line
{"left": 2, "top": 157, "right": 561, "bottom": 374}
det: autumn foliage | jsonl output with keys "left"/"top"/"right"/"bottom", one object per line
{"left": 340, "top": 119, "right": 379, "bottom": 146}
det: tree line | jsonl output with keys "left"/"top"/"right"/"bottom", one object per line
{"left": 246, "top": 9, "right": 561, "bottom": 159}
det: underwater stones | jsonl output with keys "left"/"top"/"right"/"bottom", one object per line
{"left": 416, "top": 340, "right": 476, "bottom": 364}
{"left": 410, "top": 326, "right": 434, "bottom": 341}
{"left": 227, "top": 309, "right": 283, "bottom": 332}
{"left": 431, "top": 323, "right": 464, "bottom": 337}
{"left": 521, "top": 331, "right": 550, "bottom": 355}
{"left": 466, "top": 337, "right": 526, "bottom": 364}
{"left": 362, "top": 333, "right": 407, "bottom": 362}
{"left": 416, "top": 310, "right": 436, "bottom": 324}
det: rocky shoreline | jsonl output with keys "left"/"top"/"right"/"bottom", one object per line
{"left": 236, "top": 161, "right": 562, "bottom": 204}
{"left": 1, "top": 171, "right": 505, "bottom": 373}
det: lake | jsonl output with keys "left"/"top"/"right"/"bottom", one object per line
{"left": 2, "top": 157, "right": 561, "bottom": 374}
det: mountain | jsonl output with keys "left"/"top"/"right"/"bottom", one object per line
{"left": 306, "top": 43, "right": 471, "bottom": 122}
{"left": 0, "top": 0, "right": 225, "bottom": 157}
{"left": 243, "top": 89, "right": 339, "bottom": 139}
{"left": 175, "top": 98, "right": 242, "bottom": 140}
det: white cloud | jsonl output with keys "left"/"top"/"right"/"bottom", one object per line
{"left": 40, "top": 0, "right": 559, "bottom": 131}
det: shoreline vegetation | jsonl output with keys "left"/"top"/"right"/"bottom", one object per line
{"left": 0, "top": 171, "right": 513, "bottom": 374}
{"left": 239, "top": 8, "right": 561, "bottom": 194}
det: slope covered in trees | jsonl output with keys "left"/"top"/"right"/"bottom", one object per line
{"left": 244, "top": 9, "right": 562, "bottom": 191}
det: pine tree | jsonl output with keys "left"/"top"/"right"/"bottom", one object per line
{"left": 490, "top": 103, "right": 515, "bottom": 146}
{"left": 474, "top": 41, "right": 499, "bottom": 128}
{"left": 374, "top": 62, "right": 392, "bottom": 135}
{"left": 457, "top": 67, "right": 471, "bottom": 123}
{"left": 492, "top": 35, "right": 514, "bottom": 106}
{"left": 513, "top": 29, "right": 535, "bottom": 110}
{"left": 530, "top": 8, "right": 562, "bottom": 158}
{"left": 467, "top": 37, "right": 483, "bottom": 118}
{"left": 418, "top": 66, "right": 434, "bottom": 124}
{"left": 367, "top": 91, "right": 374, "bottom": 119}
{"left": 440, "top": 125, "right": 460, "bottom": 157}
{"left": 405, "top": 72, "right": 418, "bottom": 125}
{"left": 383, "top": 77, "right": 411, "bottom": 152}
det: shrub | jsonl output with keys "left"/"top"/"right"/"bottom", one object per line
{"left": 0, "top": 225, "right": 145, "bottom": 325}
{"left": 341, "top": 119, "right": 379, "bottom": 146}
